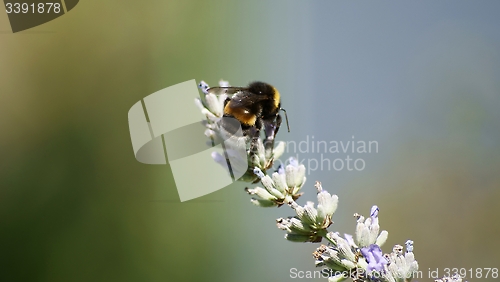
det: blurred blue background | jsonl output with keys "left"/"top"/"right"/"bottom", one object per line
{"left": 0, "top": 1, "right": 499, "bottom": 281}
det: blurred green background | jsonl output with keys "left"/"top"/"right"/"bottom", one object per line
{"left": 1, "top": 1, "right": 499, "bottom": 281}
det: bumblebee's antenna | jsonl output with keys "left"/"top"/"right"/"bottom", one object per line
{"left": 280, "top": 108, "right": 290, "bottom": 132}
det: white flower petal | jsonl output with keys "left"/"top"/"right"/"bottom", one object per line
{"left": 250, "top": 198, "right": 277, "bottom": 207}
{"left": 272, "top": 172, "right": 287, "bottom": 193}
{"left": 375, "top": 230, "right": 388, "bottom": 247}
{"left": 246, "top": 187, "right": 276, "bottom": 201}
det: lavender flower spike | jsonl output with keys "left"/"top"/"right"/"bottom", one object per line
{"left": 354, "top": 205, "right": 388, "bottom": 248}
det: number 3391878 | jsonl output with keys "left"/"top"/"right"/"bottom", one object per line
{"left": 5, "top": 3, "right": 62, "bottom": 14}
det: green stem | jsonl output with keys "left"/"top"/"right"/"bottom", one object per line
{"left": 317, "top": 229, "right": 333, "bottom": 244}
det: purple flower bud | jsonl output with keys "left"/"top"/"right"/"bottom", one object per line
{"left": 289, "top": 157, "right": 299, "bottom": 167}
{"left": 276, "top": 164, "right": 285, "bottom": 175}
{"left": 360, "top": 244, "right": 388, "bottom": 273}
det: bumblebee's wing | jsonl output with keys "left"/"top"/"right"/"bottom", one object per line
{"left": 226, "top": 90, "right": 270, "bottom": 109}
{"left": 206, "top": 86, "right": 246, "bottom": 95}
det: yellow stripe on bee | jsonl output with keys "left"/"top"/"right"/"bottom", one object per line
{"left": 224, "top": 103, "right": 257, "bottom": 126}
{"left": 273, "top": 87, "right": 280, "bottom": 108}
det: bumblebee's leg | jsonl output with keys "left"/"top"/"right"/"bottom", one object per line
{"left": 262, "top": 115, "right": 283, "bottom": 169}
{"left": 249, "top": 118, "right": 264, "bottom": 153}
{"left": 273, "top": 114, "right": 282, "bottom": 139}
{"left": 261, "top": 115, "right": 281, "bottom": 158}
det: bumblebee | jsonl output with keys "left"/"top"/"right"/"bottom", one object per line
{"left": 206, "top": 81, "right": 290, "bottom": 141}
